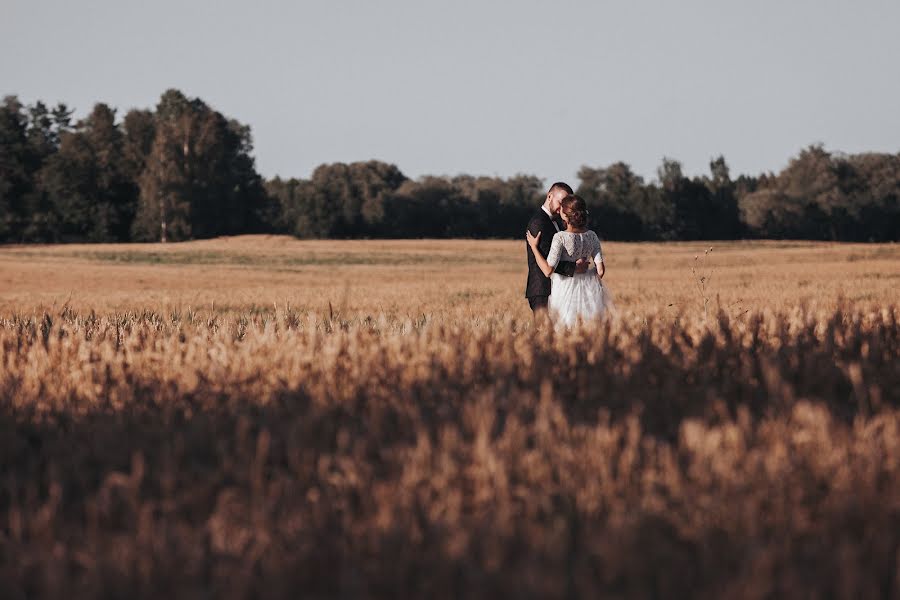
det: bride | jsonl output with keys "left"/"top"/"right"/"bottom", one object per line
{"left": 526, "top": 194, "right": 613, "bottom": 327}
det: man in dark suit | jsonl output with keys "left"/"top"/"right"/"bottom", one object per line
{"left": 525, "top": 182, "right": 587, "bottom": 314}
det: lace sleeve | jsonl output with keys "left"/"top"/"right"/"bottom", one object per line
{"left": 546, "top": 233, "right": 564, "bottom": 268}
{"left": 591, "top": 231, "right": 603, "bottom": 263}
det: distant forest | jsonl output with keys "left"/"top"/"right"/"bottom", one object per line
{"left": 2, "top": 89, "right": 898, "bottom": 243}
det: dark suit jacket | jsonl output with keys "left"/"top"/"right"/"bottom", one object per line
{"left": 525, "top": 207, "right": 576, "bottom": 298}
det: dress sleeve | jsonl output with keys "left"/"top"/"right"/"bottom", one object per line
{"left": 546, "top": 233, "right": 563, "bottom": 268}
{"left": 591, "top": 231, "right": 603, "bottom": 264}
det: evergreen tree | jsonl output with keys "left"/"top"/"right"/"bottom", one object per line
{"left": 39, "top": 104, "right": 138, "bottom": 241}
{"left": 0, "top": 96, "right": 30, "bottom": 241}
{"left": 122, "top": 109, "right": 156, "bottom": 183}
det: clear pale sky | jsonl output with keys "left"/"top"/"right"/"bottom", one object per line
{"left": 3, "top": 0, "right": 899, "bottom": 185}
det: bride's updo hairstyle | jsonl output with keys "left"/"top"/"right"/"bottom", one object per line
{"left": 560, "top": 194, "right": 589, "bottom": 228}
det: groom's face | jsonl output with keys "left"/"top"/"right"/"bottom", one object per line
{"left": 547, "top": 189, "right": 567, "bottom": 213}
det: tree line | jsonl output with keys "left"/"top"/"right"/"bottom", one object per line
{"left": 2, "top": 90, "right": 898, "bottom": 243}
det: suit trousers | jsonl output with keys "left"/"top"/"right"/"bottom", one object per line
{"left": 528, "top": 295, "right": 549, "bottom": 312}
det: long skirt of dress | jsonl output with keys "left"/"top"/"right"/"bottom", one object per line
{"left": 549, "top": 272, "right": 613, "bottom": 328}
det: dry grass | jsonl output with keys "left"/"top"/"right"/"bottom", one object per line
{"left": 2, "top": 235, "right": 898, "bottom": 317}
{"left": 0, "top": 237, "right": 899, "bottom": 599}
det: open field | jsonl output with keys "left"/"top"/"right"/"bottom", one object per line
{"left": 2, "top": 236, "right": 899, "bottom": 316}
{"left": 1, "top": 237, "right": 899, "bottom": 598}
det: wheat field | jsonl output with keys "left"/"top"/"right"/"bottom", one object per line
{"left": 1, "top": 237, "right": 899, "bottom": 599}
{"left": 2, "top": 236, "right": 898, "bottom": 316}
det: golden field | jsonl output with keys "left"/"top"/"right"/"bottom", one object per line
{"left": 1, "top": 235, "right": 899, "bottom": 316}
{"left": 0, "top": 237, "right": 899, "bottom": 599}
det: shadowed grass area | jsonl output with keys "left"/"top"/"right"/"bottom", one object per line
{"left": 0, "top": 306, "right": 898, "bottom": 598}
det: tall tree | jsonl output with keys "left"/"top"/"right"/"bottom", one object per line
{"left": 39, "top": 103, "right": 138, "bottom": 241}
{"left": 2, "top": 98, "right": 72, "bottom": 241}
{"left": 132, "top": 102, "right": 192, "bottom": 241}
{"left": 702, "top": 155, "right": 742, "bottom": 238}
{"left": 284, "top": 160, "right": 407, "bottom": 238}
{"left": 122, "top": 109, "right": 156, "bottom": 183}
{"left": 655, "top": 157, "right": 741, "bottom": 240}
{"left": 845, "top": 153, "right": 900, "bottom": 241}
{"left": 132, "top": 89, "right": 265, "bottom": 242}
{"left": 78, "top": 103, "right": 137, "bottom": 241}
{"left": 386, "top": 176, "right": 468, "bottom": 238}
{"left": 578, "top": 162, "right": 664, "bottom": 239}
{"left": 0, "top": 96, "right": 30, "bottom": 241}
{"left": 737, "top": 145, "right": 883, "bottom": 240}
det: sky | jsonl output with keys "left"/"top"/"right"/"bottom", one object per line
{"left": 3, "top": 0, "right": 899, "bottom": 186}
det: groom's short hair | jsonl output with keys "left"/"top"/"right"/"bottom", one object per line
{"left": 548, "top": 181, "right": 573, "bottom": 195}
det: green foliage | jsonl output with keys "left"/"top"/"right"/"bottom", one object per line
{"left": 739, "top": 145, "right": 900, "bottom": 241}
{"left": 267, "top": 160, "right": 408, "bottom": 238}
{"left": 0, "top": 96, "right": 30, "bottom": 241}
{"left": 131, "top": 90, "right": 265, "bottom": 242}
{"left": 38, "top": 103, "right": 138, "bottom": 242}
{"left": 577, "top": 162, "right": 665, "bottom": 240}
{"left": 267, "top": 168, "right": 544, "bottom": 239}
{"left": 1, "top": 91, "right": 899, "bottom": 243}
{"left": 0, "top": 95, "right": 72, "bottom": 241}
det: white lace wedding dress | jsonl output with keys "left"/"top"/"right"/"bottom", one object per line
{"left": 546, "top": 230, "right": 613, "bottom": 327}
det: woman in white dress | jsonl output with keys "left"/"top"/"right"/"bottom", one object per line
{"left": 525, "top": 194, "right": 613, "bottom": 327}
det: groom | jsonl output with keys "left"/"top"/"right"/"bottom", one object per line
{"left": 525, "top": 181, "right": 588, "bottom": 314}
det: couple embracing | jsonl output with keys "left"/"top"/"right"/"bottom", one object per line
{"left": 525, "top": 182, "right": 613, "bottom": 327}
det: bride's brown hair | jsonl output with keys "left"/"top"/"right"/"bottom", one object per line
{"left": 560, "top": 194, "right": 589, "bottom": 228}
